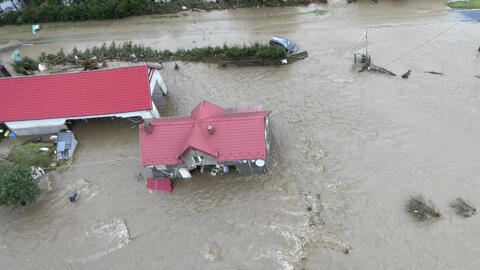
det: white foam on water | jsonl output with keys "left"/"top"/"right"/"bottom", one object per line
{"left": 204, "top": 242, "right": 222, "bottom": 262}
{"left": 254, "top": 223, "right": 310, "bottom": 270}
{"left": 77, "top": 217, "right": 131, "bottom": 264}
{"left": 67, "top": 178, "right": 100, "bottom": 202}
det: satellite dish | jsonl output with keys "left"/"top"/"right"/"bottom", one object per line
{"left": 255, "top": 159, "right": 265, "bottom": 167}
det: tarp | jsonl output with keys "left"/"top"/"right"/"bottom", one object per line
{"left": 146, "top": 178, "right": 171, "bottom": 193}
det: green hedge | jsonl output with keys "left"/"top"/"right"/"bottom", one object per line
{"left": 0, "top": 0, "right": 320, "bottom": 25}
{"left": 39, "top": 41, "right": 287, "bottom": 64}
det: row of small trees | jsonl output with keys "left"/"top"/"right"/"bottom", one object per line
{"left": 13, "top": 41, "right": 288, "bottom": 74}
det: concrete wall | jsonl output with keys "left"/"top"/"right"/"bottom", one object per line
{"left": 5, "top": 118, "right": 67, "bottom": 136}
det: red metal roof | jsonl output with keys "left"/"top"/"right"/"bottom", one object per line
{"left": 0, "top": 65, "right": 155, "bottom": 122}
{"left": 139, "top": 100, "right": 270, "bottom": 166}
{"left": 146, "top": 178, "right": 171, "bottom": 193}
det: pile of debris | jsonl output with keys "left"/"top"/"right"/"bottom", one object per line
{"left": 406, "top": 194, "right": 441, "bottom": 221}
{"left": 450, "top": 198, "right": 477, "bottom": 217}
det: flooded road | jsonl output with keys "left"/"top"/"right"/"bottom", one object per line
{"left": 1, "top": 1, "right": 480, "bottom": 269}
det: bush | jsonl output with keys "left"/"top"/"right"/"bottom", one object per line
{"left": 0, "top": 163, "right": 39, "bottom": 206}
{"left": 255, "top": 45, "right": 287, "bottom": 59}
{"left": 12, "top": 57, "right": 39, "bottom": 75}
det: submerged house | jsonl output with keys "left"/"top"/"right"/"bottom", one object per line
{"left": 0, "top": 65, "right": 167, "bottom": 136}
{"left": 139, "top": 100, "right": 272, "bottom": 179}
{"left": 56, "top": 131, "right": 78, "bottom": 160}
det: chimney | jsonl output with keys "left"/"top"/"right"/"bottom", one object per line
{"left": 207, "top": 125, "right": 214, "bottom": 135}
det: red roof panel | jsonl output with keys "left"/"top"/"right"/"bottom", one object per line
{"left": 139, "top": 100, "right": 270, "bottom": 166}
{"left": 0, "top": 65, "right": 153, "bottom": 122}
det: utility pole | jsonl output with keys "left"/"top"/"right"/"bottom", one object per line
{"left": 365, "top": 25, "right": 369, "bottom": 61}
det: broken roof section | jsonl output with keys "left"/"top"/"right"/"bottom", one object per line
{"left": 0, "top": 65, "right": 162, "bottom": 122}
{"left": 146, "top": 178, "right": 171, "bottom": 193}
{"left": 139, "top": 100, "right": 270, "bottom": 166}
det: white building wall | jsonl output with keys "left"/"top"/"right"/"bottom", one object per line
{"left": 6, "top": 109, "right": 155, "bottom": 136}
{"left": 148, "top": 69, "right": 168, "bottom": 119}
{"left": 149, "top": 69, "right": 168, "bottom": 96}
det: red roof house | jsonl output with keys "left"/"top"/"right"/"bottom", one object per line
{"left": 139, "top": 100, "right": 272, "bottom": 178}
{"left": 0, "top": 65, "right": 168, "bottom": 135}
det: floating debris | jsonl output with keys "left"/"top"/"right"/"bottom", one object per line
{"left": 204, "top": 242, "right": 222, "bottom": 262}
{"left": 401, "top": 70, "right": 411, "bottom": 79}
{"left": 367, "top": 64, "right": 396, "bottom": 76}
{"left": 474, "top": 75, "right": 480, "bottom": 79}
{"left": 406, "top": 194, "right": 441, "bottom": 221}
{"left": 424, "top": 71, "right": 444, "bottom": 75}
{"left": 174, "top": 63, "right": 180, "bottom": 70}
{"left": 450, "top": 198, "right": 477, "bottom": 217}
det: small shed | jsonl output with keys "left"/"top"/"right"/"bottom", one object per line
{"left": 56, "top": 131, "right": 77, "bottom": 160}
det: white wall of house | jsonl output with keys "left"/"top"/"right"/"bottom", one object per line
{"left": 149, "top": 69, "right": 168, "bottom": 119}
{"left": 149, "top": 69, "right": 168, "bottom": 95}
{"left": 6, "top": 109, "right": 156, "bottom": 136}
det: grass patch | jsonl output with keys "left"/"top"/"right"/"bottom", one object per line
{"left": 8, "top": 142, "right": 55, "bottom": 168}
{"left": 310, "top": 9, "right": 327, "bottom": 15}
{"left": 447, "top": 0, "right": 480, "bottom": 8}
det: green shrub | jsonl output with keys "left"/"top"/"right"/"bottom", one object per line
{"left": 0, "top": 163, "right": 39, "bottom": 206}
{"left": 255, "top": 45, "right": 286, "bottom": 58}
{"left": 12, "top": 57, "right": 39, "bottom": 75}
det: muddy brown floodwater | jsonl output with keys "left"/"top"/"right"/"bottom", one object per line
{"left": 1, "top": 1, "right": 480, "bottom": 269}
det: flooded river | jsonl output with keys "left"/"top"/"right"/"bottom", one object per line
{"left": 1, "top": 1, "right": 480, "bottom": 269}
